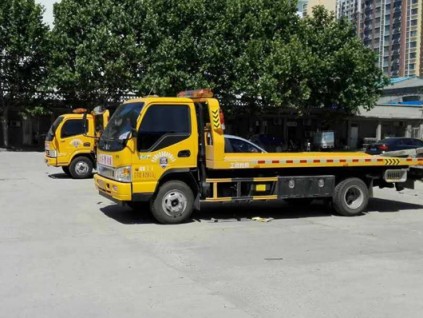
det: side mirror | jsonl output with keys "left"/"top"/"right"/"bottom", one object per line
{"left": 118, "top": 130, "right": 135, "bottom": 141}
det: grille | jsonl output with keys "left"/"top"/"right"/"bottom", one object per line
{"left": 384, "top": 169, "right": 407, "bottom": 183}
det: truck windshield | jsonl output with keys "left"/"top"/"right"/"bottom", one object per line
{"left": 45, "top": 116, "right": 64, "bottom": 141}
{"left": 99, "top": 102, "right": 144, "bottom": 151}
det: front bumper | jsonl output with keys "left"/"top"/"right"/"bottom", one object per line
{"left": 94, "top": 173, "right": 132, "bottom": 202}
{"left": 45, "top": 156, "right": 58, "bottom": 167}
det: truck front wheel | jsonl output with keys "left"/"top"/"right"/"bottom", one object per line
{"left": 333, "top": 178, "right": 369, "bottom": 216}
{"left": 151, "top": 181, "right": 194, "bottom": 224}
{"left": 69, "top": 157, "right": 93, "bottom": 179}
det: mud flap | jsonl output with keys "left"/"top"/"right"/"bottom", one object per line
{"left": 397, "top": 178, "right": 415, "bottom": 190}
{"left": 409, "top": 167, "right": 423, "bottom": 181}
{"left": 194, "top": 193, "right": 201, "bottom": 211}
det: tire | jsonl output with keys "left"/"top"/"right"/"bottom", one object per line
{"left": 69, "top": 157, "right": 93, "bottom": 179}
{"left": 333, "top": 178, "right": 369, "bottom": 216}
{"left": 62, "top": 166, "right": 71, "bottom": 176}
{"left": 150, "top": 180, "right": 194, "bottom": 224}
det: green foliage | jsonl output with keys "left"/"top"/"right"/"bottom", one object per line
{"left": 0, "top": 0, "right": 50, "bottom": 106}
{"left": 19, "top": 105, "right": 52, "bottom": 119}
{"left": 50, "top": 0, "right": 299, "bottom": 109}
{"left": 0, "top": 0, "right": 50, "bottom": 147}
{"left": 49, "top": 1, "right": 386, "bottom": 117}
{"left": 260, "top": 6, "right": 388, "bottom": 114}
{"left": 50, "top": 0, "right": 147, "bottom": 105}
{"left": 138, "top": 0, "right": 299, "bottom": 112}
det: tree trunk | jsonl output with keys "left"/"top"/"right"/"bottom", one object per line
{"left": 1, "top": 106, "right": 9, "bottom": 148}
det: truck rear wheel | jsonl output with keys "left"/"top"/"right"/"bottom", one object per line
{"left": 333, "top": 178, "right": 369, "bottom": 216}
{"left": 69, "top": 157, "right": 93, "bottom": 179}
{"left": 151, "top": 181, "right": 194, "bottom": 224}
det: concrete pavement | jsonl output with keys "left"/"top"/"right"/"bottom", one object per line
{"left": 1, "top": 152, "right": 423, "bottom": 317}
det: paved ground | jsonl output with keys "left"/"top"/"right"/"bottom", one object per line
{"left": 1, "top": 151, "right": 423, "bottom": 318}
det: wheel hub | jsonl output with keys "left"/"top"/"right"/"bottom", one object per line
{"left": 162, "top": 191, "right": 187, "bottom": 217}
{"left": 344, "top": 186, "right": 364, "bottom": 209}
{"left": 75, "top": 161, "right": 89, "bottom": 175}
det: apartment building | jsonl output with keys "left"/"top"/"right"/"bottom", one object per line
{"left": 297, "top": 0, "right": 309, "bottom": 17}
{"left": 305, "top": 0, "right": 337, "bottom": 16}
{"left": 337, "top": 0, "right": 423, "bottom": 77}
{"left": 337, "top": 0, "right": 362, "bottom": 32}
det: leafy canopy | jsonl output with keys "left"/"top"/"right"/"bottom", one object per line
{"left": 49, "top": 1, "right": 386, "bottom": 116}
{"left": 0, "top": 0, "right": 50, "bottom": 147}
{"left": 0, "top": 0, "right": 49, "bottom": 107}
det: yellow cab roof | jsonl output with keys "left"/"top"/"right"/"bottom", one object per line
{"left": 61, "top": 113, "right": 90, "bottom": 119}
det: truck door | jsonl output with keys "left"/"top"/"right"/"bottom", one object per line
{"left": 57, "top": 117, "right": 91, "bottom": 165}
{"left": 135, "top": 103, "right": 198, "bottom": 187}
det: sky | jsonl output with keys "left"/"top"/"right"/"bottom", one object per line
{"left": 35, "top": 0, "right": 58, "bottom": 27}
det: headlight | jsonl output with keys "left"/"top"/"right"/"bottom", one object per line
{"left": 114, "top": 166, "right": 131, "bottom": 182}
{"left": 48, "top": 150, "right": 57, "bottom": 158}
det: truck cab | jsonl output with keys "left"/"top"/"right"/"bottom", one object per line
{"left": 45, "top": 107, "right": 109, "bottom": 178}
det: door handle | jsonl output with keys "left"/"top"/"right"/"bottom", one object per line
{"left": 178, "top": 150, "right": 191, "bottom": 158}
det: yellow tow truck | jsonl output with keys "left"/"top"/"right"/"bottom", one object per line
{"left": 94, "top": 89, "right": 423, "bottom": 223}
{"left": 45, "top": 106, "right": 109, "bottom": 178}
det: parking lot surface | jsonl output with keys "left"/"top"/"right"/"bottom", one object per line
{"left": 1, "top": 151, "right": 423, "bottom": 318}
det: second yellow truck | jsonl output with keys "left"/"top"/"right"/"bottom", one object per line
{"left": 45, "top": 107, "right": 109, "bottom": 178}
{"left": 94, "top": 89, "right": 423, "bottom": 223}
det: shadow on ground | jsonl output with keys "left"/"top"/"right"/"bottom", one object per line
{"left": 100, "top": 197, "right": 423, "bottom": 225}
{"left": 367, "top": 198, "right": 423, "bottom": 213}
{"left": 100, "top": 205, "right": 155, "bottom": 224}
{"left": 100, "top": 200, "right": 333, "bottom": 225}
{"left": 48, "top": 173, "right": 72, "bottom": 179}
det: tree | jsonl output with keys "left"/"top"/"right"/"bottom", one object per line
{"left": 49, "top": 0, "right": 147, "bottom": 106}
{"left": 137, "top": 0, "right": 299, "bottom": 113}
{"left": 49, "top": 0, "right": 299, "bottom": 112}
{"left": 49, "top": 1, "right": 385, "bottom": 120}
{"left": 259, "top": 6, "right": 388, "bottom": 115}
{"left": 0, "top": 0, "right": 50, "bottom": 148}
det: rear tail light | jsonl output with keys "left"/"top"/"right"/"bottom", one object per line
{"left": 378, "top": 144, "right": 389, "bottom": 151}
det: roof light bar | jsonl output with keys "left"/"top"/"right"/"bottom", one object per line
{"left": 73, "top": 108, "right": 88, "bottom": 114}
{"left": 177, "top": 88, "right": 213, "bottom": 98}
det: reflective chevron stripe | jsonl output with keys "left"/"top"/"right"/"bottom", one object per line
{"left": 252, "top": 157, "right": 422, "bottom": 165}
{"left": 384, "top": 158, "right": 401, "bottom": 165}
{"left": 211, "top": 109, "right": 220, "bottom": 129}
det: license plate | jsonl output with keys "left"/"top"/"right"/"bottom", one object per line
{"left": 98, "top": 154, "right": 113, "bottom": 166}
